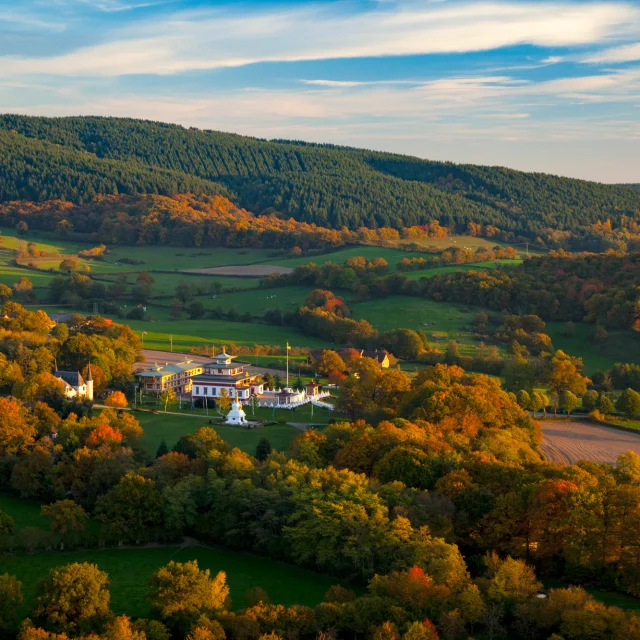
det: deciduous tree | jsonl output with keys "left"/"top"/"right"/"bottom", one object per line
{"left": 31, "top": 562, "right": 111, "bottom": 635}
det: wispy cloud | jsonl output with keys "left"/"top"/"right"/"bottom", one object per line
{"left": 0, "top": 1, "right": 637, "bottom": 77}
{"left": 75, "top": 0, "right": 171, "bottom": 12}
{"left": 584, "top": 42, "right": 640, "bottom": 63}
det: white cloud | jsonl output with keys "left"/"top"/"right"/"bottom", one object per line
{"left": 584, "top": 41, "right": 640, "bottom": 63}
{"left": 0, "top": 1, "right": 637, "bottom": 77}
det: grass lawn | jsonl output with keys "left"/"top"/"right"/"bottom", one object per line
{"left": 351, "top": 296, "right": 481, "bottom": 351}
{"left": 134, "top": 411, "right": 305, "bottom": 456}
{"left": 546, "top": 322, "right": 640, "bottom": 374}
{"left": 0, "top": 493, "right": 49, "bottom": 531}
{"left": 3, "top": 544, "right": 343, "bottom": 619}
{"left": 124, "top": 314, "right": 329, "bottom": 350}
{"left": 201, "top": 286, "right": 318, "bottom": 316}
{"left": 270, "top": 245, "right": 433, "bottom": 268}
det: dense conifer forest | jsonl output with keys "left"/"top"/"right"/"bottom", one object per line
{"left": 1, "top": 115, "right": 639, "bottom": 239}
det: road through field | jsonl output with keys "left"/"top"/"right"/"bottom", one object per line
{"left": 540, "top": 420, "right": 640, "bottom": 464}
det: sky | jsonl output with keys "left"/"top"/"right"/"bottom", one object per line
{"left": 0, "top": 0, "right": 639, "bottom": 182}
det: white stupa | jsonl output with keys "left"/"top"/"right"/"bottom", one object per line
{"left": 225, "top": 390, "right": 247, "bottom": 426}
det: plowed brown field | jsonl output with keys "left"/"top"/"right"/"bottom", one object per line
{"left": 540, "top": 420, "right": 640, "bottom": 465}
{"left": 182, "top": 265, "right": 293, "bottom": 276}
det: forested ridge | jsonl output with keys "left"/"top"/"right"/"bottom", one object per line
{"left": 1, "top": 114, "right": 639, "bottom": 239}
{"left": 0, "top": 129, "right": 227, "bottom": 203}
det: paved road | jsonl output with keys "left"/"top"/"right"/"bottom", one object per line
{"left": 137, "top": 349, "right": 279, "bottom": 377}
{"left": 540, "top": 420, "right": 640, "bottom": 465}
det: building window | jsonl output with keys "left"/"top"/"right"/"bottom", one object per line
{"left": 211, "top": 387, "right": 217, "bottom": 396}
{"left": 195, "top": 387, "right": 200, "bottom": 395}
{"left": 203, "top": 387, "right": 207, "bottom": 395}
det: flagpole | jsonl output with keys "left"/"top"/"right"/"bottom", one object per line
{"left": 286, "top": 342, "right": 289, "bottom": 388}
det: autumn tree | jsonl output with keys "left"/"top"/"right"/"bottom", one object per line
{"left": 216, "top": 389, "right": 231, "bottom": 415}
{"left": 159, "top": 387, "right": 176, "bottom": 413}
{"left": 616, "top": 388, "right": 640, "bottom": 419}
{"left": 597, "top": 393, "right": 615, "bottom": 414}
{"left": 148, "top": 561, "right": 229, "bottom": 633}
{"left": 101, "top": 616, "right": 147, "bottom": 640}
{"left": 0, "top": 397, "right": 36, "bottom": 455}
{"left": 59, "top": 257, "right": 79, "bottom": 274}
{"left": 104, "top": 391, "right": 127, "bottom": 408}
{"left": 560, "top": 390, "right": 580, "bottom": 416}
{"left": 41, "top": 500, "right": 88, "bottom": 549}
{"left": 13, "top": 277, "right": 34, "bottom": 301}
{"left": 95, "top": 473, "right": 163, "bottom": 542}
{"left": 582, "top": 390, "right": 599, "bottom": 412}
{"left": 0, "top": 283, "right": 12, "bottom": 302}
{"left": 484, "top": 552, "right": 541, "bottom": 612}
{"left": 313, "top": 350, "right": 346, "bottom": 376}
{"left": 547, "top": 351, "right": 588, "bottom": 396}
{"left": 31, "top": 562, "right": 111, "bottom": 635}
{"left": 0, "top": 573, "right": 23, "bottom": 634}
{"left": 0, "top": 509, "right": 15, "bottom": 536}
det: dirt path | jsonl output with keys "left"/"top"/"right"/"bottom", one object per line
{"left": 540, "top": 420, "right": 640, "bottom": 465}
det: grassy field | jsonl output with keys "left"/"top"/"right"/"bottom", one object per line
{"left": 106, "top": 245, "right": 278, "bottom": 271}
{"left": 100, "top": 271, "right": 262, "bottom": 293}
{"left": 200, "top": 286, "right": 319, "bottom": 316}
{"left": 2, "top": 544, "right": 342, "bottom": 618}
{"left": 397, "top": 235, "right": 542, "bottom": 255}
{"left": 134, "top": 411, "right": 309, "bottom": 456}
{"left": 270, "top": 245, "right": 433, "bottom": 268}
{"left": 351, "top": 296, "right": 480, "bottom": 350}
{"left": 546, "top": 322, "right": 640, "bottom": 374}
{"left": 0, "top": 227, "right": 91, "bottom": 254}
{"left": 403, "top": 259, "right": 522, "bottom": 279}
{"left": 129, "top": 314, "right": 329, "bottom": 350}
{"left": 0, "top": 493, "right": 49, "bottom": 531}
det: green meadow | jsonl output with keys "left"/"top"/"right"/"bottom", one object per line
{"left": 1, "top": 544, "right": 342, "bottom": 618}
{"left": 125, "top": 313, "right": 329, "bottom": 350}
{"left": 202, "top": 285, "right": 318, "bottom": 315}
{"left": 106, "top": 245, "right": 278, "bottom": 271}
{"left": 351, "top": 296, "right": 481, "bottom": 350}
{"left": 134, "top": 411, "right": 310, "bottom": 456}
{"left": 403, "top": 259, "right": 522, "bottom": 279}
{"left": 546, "top": 322, "right": 640, "bottom": 374}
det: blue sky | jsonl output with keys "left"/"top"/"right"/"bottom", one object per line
{"left": 1, "top": 0, "right": 639, "bottom": 182}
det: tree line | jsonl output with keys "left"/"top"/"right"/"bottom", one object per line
{"left": 1, "top": 115, "right": 640, "bottom": 243}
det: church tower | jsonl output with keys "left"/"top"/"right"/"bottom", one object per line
{"left": 86, "top": 362, "right": 94, "bottom": 401}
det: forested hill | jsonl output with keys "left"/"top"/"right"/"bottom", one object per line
{"left": 0, "top": 128, "right": 227, "bottom": 203}
{"left": 1, "top": 114, "right": 639, "bottom": 239}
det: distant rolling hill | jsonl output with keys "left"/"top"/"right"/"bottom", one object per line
{"left": 1, "top": 114, "right": 639, "bottom": 239}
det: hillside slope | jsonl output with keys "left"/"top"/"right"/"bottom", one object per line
{"left": 1, "top": 114, "right": 639, "bottom": 238}
{"left": 0, "top": 128, "right": 227, "bottom": 203}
